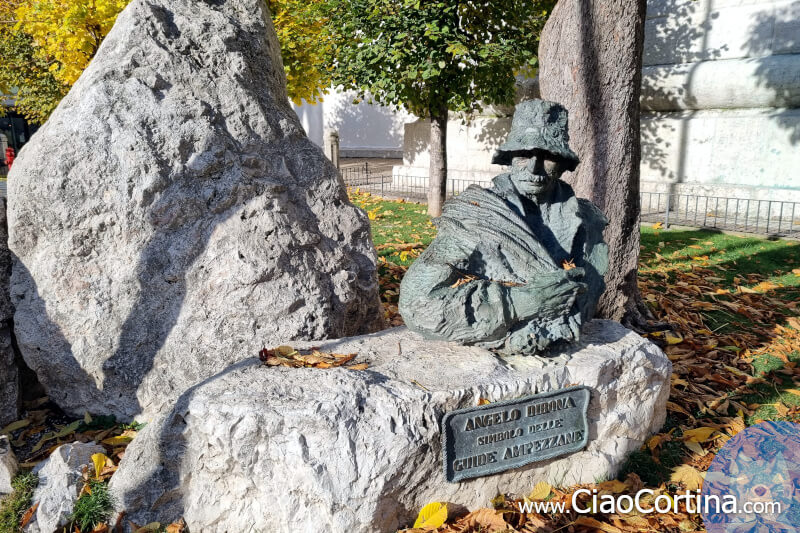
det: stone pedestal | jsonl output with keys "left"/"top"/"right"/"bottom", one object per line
{"left": 110, "top": 320, "right": 670, "bottom": 533}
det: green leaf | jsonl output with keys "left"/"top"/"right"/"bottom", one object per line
{"left": 53, "top": 420, "right": 82, "bottom": 438}
{"left": 0, "top": 419, "right": 30, "bottom": 436}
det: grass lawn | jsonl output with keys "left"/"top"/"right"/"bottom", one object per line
{"left": 352, "top": 189, "right": 800, "bottom": 532}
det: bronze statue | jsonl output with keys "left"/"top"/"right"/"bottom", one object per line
{"left": 398, "top": 100, "right": 609, "bottom": 355}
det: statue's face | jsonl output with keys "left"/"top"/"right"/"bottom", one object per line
{"left": 509, "top": 151, "right": 564, "bottom": 201}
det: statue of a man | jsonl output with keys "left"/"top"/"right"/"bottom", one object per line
{"left": 398, "top": 100, "right": 609, "bottom": 355}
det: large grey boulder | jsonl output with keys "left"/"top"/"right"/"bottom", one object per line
{"left": 7, "top": 0, "right": 382, "bottom": 421}
{"left": 110, "top": 320, "right": 670, "bottom": 533}
{"left": 26, "top": 442, "right": 105, "bottom": 533}
{"left": 0, "top": 198, "right": 17, "bottom": 428}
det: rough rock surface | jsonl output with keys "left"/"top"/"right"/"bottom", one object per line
{"left": 110, "top": 320, "right": 670, "bottom": 533}
{"left": 26, "top": 442, "right": 105, "bottom": 533}
{"left": 0, "top": 198, "right": 17, "bottom": 427}
{"left": 0, "top": 436, "right": 18, "bottom": 494}
{"left": 7, "top": 0, "right": 382, "bottom": 421}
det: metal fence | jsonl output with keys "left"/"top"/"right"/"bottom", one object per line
{"left": 341, "top": 163, "right": 800, "bottom": 239}
{"left": 640, "top": 191, "right": 800, "bottom": 238}
{"left": 341, "top": 164, "right": 485, "bottom": 202}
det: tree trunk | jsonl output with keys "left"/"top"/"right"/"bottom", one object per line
{"left": 538, "top": 0, "right": 652, "bottom": 328}
{"left": 427, "top": 104, "right": 448, "bottom": 217}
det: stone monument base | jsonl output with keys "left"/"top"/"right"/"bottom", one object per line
{"left": 110, "top": 320, "right": 670, "bottom": 533}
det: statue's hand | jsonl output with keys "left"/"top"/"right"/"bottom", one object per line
{"left": 511, "top": 269, "right": 587, "bottom": 321}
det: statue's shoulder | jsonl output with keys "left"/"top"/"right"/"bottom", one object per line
{"left": 489, "top": 173, "right": 514, "bottom": 195}
{"left": 576, "top": 197, "right": 609, "bottom": 227}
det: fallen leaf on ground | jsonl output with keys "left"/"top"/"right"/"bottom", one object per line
{"left": 102, "top": 432, "right": 136, "bottom": 446}
{"left": 460, "top": 508, "right": 511, "bottom": 531}
{"left": 682, "top": 427, "right": 717, "bottom": 443}
{"left": 529, "top": 481, "right": 552, "bottom": 500}
{"left": 0, "top": 419, "right": 30, "bottom": 435}
{"left": 573, "top": 516, "right": 623, "bottom": 532}
{"left": 665, "top": 331, "right": 684, "bottom": 345}
{"left": 20, "top": 502, "right": 39, "bottom": 528}
{"left": 671, "top": 464, "right": 705, "bottom": 491}
{"left": 132, "top": 523, "right": 162, "bottom": 533}
{"left": 92, "top": 453, "right": 110, "bottom": 480}
{"left": 413, "top": 502, "right": 448, "bottom": 529}
{"left": 597, "top": 479, "right": 628, "bottom": 494}
{"left": 165, "top": 519, "right": 186, "bottom": 533}
{"left": 684, "top": 440, "right": 708, "bottom": 457}
{"left": 258, "top": 346, "right": 366, "bottom": 370}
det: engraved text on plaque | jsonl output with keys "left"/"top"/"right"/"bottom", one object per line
{"left": 442, "top": 387, "right": 591, "bottom": 482}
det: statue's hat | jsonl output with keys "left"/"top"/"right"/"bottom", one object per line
{"left": 491, "top": 99, "right": 579, "bottom": 171}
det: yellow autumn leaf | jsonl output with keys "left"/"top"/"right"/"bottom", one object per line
{"left": 276, "top": 345, "right": 296, "bottom": 356}
{"left": 652, "top": 222, "right": 663, "bottom": 230}
{"left": 682, "top": 426, "right": 717, "bottom": 443}
{"left": 413, "top": 502, "right": 448, "bottom": 529}
{"left": 670, "top": 464, "right": 705, "bottom": 491}
{"left": 665, "top": 331, "right": 684, "bottom": 345}
{"left": 647, "top": 434, "right": 665, "bottom": 452}
{"left": 529, "top": 481, "right": 552, "bottom": 500}
{"left": 784, "top": 389, "right": 800, "bottom": 397}
{"left": 597, "top": 479, "right": 628, "bottom": 493}
{"left": 101, "top": 432, "right": 136, "bottom": 446}
{"left": 726, "top": 417, "right": 746, "bottom": 436}
{"left": 574, "top": 516, "right": 623, "bottom": 533}
{"left": 620, "top": 515, "right": 651, "bottom": 529}
{"left": 91, "top": 453, "right": 110, "bottom": 480}
{"left": 684, "top": 440, "right": 708, "bottom": 457}
{"left": 490, "top": 493, "right": 505, "bottom": 508}
{"left": 774, "top": 402, "right": 790, "bottom": 417}
{"left": 753, "top": 281, "right": 779, "bottom": 292}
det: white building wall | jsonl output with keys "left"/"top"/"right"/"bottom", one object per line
{"left": 641, "top": 0, "right": 800, "bottom": 200}
{"left": 291, "top": 89, "right": 415, "bottom": 158}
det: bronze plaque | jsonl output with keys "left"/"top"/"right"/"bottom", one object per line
{"left": 442, "top": 386, "right": 591, "bottom": 482}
